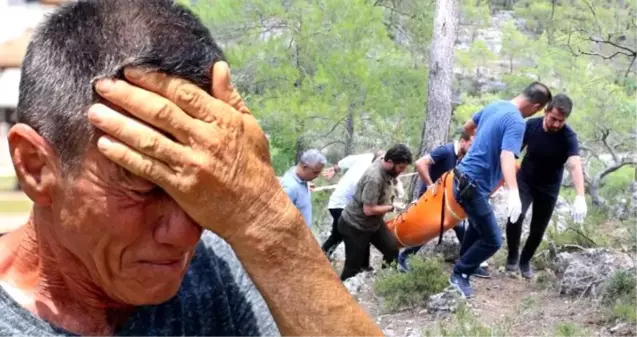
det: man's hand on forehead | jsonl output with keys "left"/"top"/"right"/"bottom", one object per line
{"left": 87, "top": 62, "right": 281, "bottom": 240}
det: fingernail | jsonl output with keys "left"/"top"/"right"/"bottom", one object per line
{"left": 97, "top": 137, "right": 112, "bottom": 150}
{"left": 125, "top": 67, "right": 143, "bottom": 79}
{"left": 96, "top": 79, "right": 115, "bottom": 93}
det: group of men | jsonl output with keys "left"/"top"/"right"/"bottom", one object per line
{"left": 0, "top": 1, "right": 592, "bottom": 336}
{"left": 288, "top": 82, "right": 588, "bottom": 299}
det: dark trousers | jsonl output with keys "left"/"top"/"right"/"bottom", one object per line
{"left": 506, "top": 178, "right": 557, "bottom": 266}
{"left": 453, "top": 178, "right": 502, "bottom": 275}
{"left": 338, "top": 216, "right": 398, "bottom": 281}
{"left": 321, "top": 208, "right": 344, "bottom": 256}
{"left": 400, "top": 222, "right": 466, "bottom": 258}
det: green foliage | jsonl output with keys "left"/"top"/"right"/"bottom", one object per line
{"left": 554, "top": 322, "right": 590, "bottom": 337}
{"left": 425, "top": 303, "right": 512, "bottom": 337}
{"left": 602, "top": 269, "right": 637, "bottom": 323}
{"left": 184, "top": 0, "right": 430, "bottom": 161}
{"left": 543, "top": 206, "right": 609, "bottom": 249}
{"left": 373, "top": 256, "right": 447, "bottom": 311}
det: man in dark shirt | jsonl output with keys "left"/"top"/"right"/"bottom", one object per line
{"left": 338, "top": 144, "right": 413, "bottom": 281}
{"left": 505, "top": 94, "right": 587, "bottom": 279}
{"left": 397, "top": 132, "right": 490, "bottom": 276}
{"left": 449, "top": 82, "right": 552, "bottom": 298}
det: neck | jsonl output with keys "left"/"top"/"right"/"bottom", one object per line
{"left": 509, "top": 96, "right": 526, "bottom": 114}
{"left": 294, "top": 165, "right": 306, "bottom": 182}
{"left": 0, "top": 211, "right": 132, "bottom": 335}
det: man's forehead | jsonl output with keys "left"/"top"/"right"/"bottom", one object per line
{"left": 546, "top": 108, "right": 565, "bottom": 120}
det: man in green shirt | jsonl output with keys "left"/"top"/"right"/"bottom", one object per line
{"left": 338, "top": 144, "right": 413, "bottom": 280}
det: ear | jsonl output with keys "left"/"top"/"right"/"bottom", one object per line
{"left": 8, "top": 124, "right": 60, "bottom": 206}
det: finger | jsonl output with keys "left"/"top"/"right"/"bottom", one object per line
{"left": 211, "top": 61, "right": 251, "bottom": 115}
{"left": 95, "top": 135, "right": 175, "bottom": 188}
{"left": 94, "top": 78, "right": 193, "bottom": 144}
{"left": 88, "top": 104, "right": 187, "bottom": 167}
{"left": 123, "top": 67, "right": 240, "bottom": 128}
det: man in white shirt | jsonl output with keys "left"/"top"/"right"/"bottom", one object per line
{"left": 321, "top": 151, "right": 384, "bottom": 259}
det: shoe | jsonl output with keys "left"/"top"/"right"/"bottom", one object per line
{"left": 519, "top": 263, "right": 534, "bottom": 279}
{"left": 397, "top": 252, "right": 410, "bottom": 272}
{"left": 472, "top": 267, "right": 491, "bottom": 279}
{"left": 449, "top": 272, "right": 474, "bottom": 298}
{"left": 505, "top": 257, "right": 518, "bottom": 272}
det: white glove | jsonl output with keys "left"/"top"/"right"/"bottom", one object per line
{"left": 507, "top": 189, "right": 522, "bottom": 223}
{"left": 572, "top": 195, "right": 587, "bottom": 224}
{"left": 393, "top": 202, "right": 406, "bottom": 212}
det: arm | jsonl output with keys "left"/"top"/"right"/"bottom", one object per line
{"left": 232, "top": 200, "right": 383, "bottom": 336}
{"left": 91, "top": 63, "right": 383, "bottom": 336}
{"left": 463, "top": 119, "right": 477, "bottom": 137}
{"left": 463, "top": 109, "right": 483, "bottom": 136}
{"left": 567, "top": 156, "right": 585, "bottom": 196}
{"left": 415, "top": 155, "right": 435, "bottom": 186}
{"left": 500, "top": 151, "right": 519, "bottom": 190}
{"left": 323, "top": 154, "right": 366, "bottom": 178}
{"left": 360, "top": 178, "right": 393, "bottom": 216}
{"left": 363, "top": 204, "right": 394, "bottom": 216}
{"left": 500, "top": 117, "right": 526, "bottom": 190}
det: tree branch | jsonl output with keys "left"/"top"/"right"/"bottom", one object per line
{"left": 625, "top": 54, "right": 637, "bottom": 78}
{"left": 316, "top": 114, "right": 348, "bottom": 139}
{"left": 320, "top": 140, "right": 346, "bottom": 151}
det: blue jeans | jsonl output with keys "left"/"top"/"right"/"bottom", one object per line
{"left": 452, "top": 178, "right": 502, "bottom": 275}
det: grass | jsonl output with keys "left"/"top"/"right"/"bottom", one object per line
{"left": 602, "top": 269, "right": 637, "bottom": 324}
{"left": 424, "top": 303, "right": 512, "bottom": 337}
{"left": 373, "top": 256, "right": 448, "bottom": 311}
{"left": 553, "top": 322, "right": 590, "bottom": 337}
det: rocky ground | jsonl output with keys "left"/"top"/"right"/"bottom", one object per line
{"left": 314, "top": 188, "right": 637, "bottom": 337}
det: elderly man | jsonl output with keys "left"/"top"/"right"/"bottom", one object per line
{"left": 281, "top": 149, "right": 327, "bottom": 227}
{"left": 0, "top": 1, "right": 382, "bottom": 336}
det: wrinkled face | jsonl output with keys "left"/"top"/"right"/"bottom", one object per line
{"left": 459, "top": 137, "right": 473, "bottom": 156}
{"left": 385, "top": 161, "right": 409, "bottom": 177}
{"left": 300, "top": 163, "right": 324, "bottom": 181}
{"left": 543, "top": 107, "right": 567, "bottom": 133}
{"left": 51, "top": 147, "right": 203, "bottom": 305}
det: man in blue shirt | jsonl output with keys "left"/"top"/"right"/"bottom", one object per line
{"left": 449, "top": 82, "right": 552, "bottom": 298}
{"left": 281, "top": 149, "right": 327, "bottom": 227}
{"left": 397, "top": 132, "right": 486, "bottom": 274}
{"left": 506, "top": 94, "right": 588, "bottom": 279}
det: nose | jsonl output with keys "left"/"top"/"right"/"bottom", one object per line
{"left": 153, "top": 197, "right": 203, "bottom": 249}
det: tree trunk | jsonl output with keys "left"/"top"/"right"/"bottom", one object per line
{"left": 411, "top": 0, "right": 459, "bottom": 200}
{"left": 344, "top": 107, "right": 355, "bottom": 156}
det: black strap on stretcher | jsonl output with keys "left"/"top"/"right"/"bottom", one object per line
{"left": 437, "top": 171, "right": 449, "bottom": 245}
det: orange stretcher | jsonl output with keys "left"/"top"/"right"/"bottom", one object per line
{"left": 386, "top": 165, "right": 517, "bottom": 248}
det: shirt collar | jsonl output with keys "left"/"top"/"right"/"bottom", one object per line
{"left": 453, "top": 141, "right": 460, "bottom": 156}
{"left": 290, "top": 167, "right": 306, "bottom": 184}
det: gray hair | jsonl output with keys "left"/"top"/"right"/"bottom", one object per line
{"left": 18, "top": 0, "right": 224, "bottom": 173}
{"left": 300, "top": 149, "right": 327, "bottom": 167}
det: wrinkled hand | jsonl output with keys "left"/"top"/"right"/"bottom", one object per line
{"left": 321, "top": 167, "right": 336, "bottom": 179}
{"left": 88, "top": 63, "right": 286, "bottom": 241}
{"left": 507, "top": 189, "right": 522, "bottom": 223}
{"left": 572, "top": 195, "right": 587, "bottom": 224}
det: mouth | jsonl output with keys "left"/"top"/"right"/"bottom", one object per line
{"left": 138, "top": 256, "right": 188, "bottom": 274}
